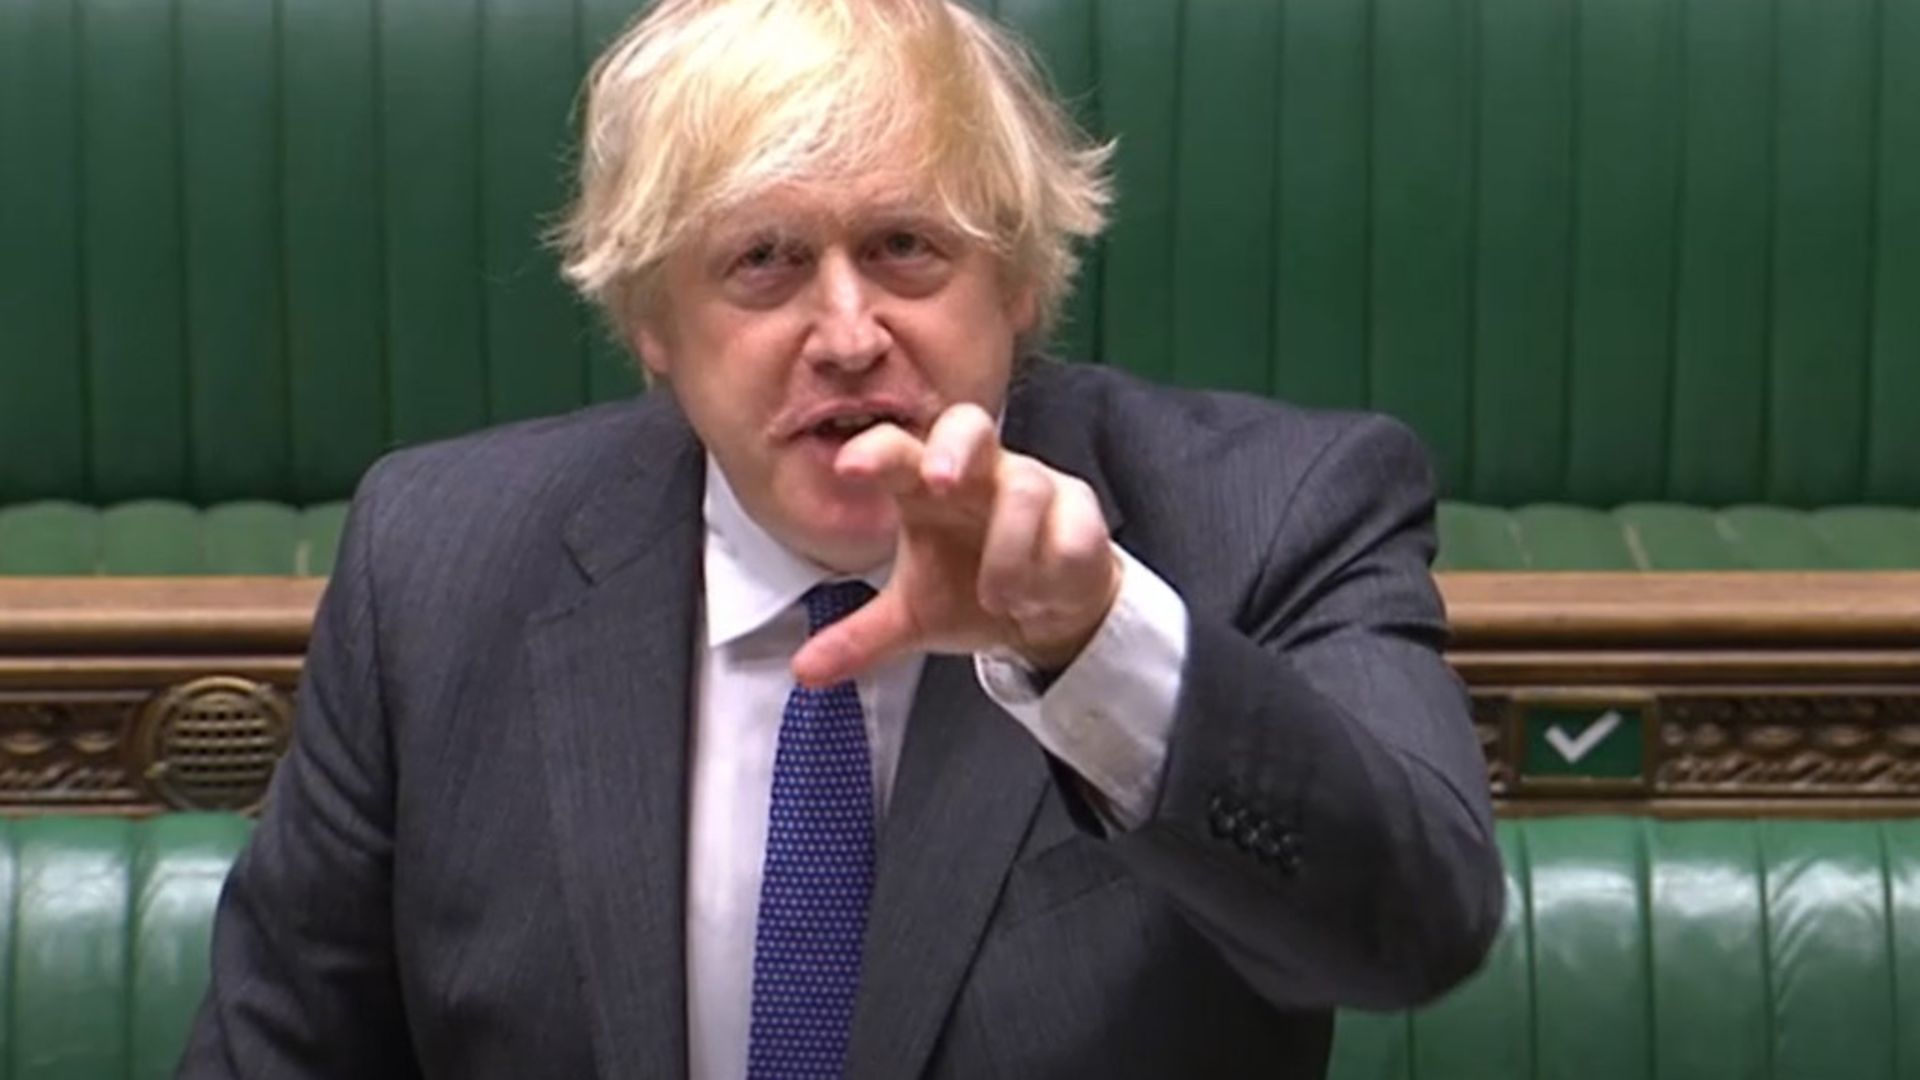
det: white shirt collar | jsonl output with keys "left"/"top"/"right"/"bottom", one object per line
{"left": 702, "top": 455, "right": 890, "bottom": 649}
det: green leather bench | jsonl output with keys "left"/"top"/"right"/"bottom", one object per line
{"left": 2, "top": 0, "right": 1916, "bottom": 571}
{"left": 0, "top": 816, "right": 247, "bottom": 1080}
{"left": 5, "top": 500, "right": 1920, "bottom": 574}
{"left": 4, "top": 814, "right": 1914, "bottom": 1079}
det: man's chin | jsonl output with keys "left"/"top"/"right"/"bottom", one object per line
{"left": 774, "top": 495, "right": 898, "bottom": 574}
{"left": 809, "top": 528, "right": 896, "bottom": 575}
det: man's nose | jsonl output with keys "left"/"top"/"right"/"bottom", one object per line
{"left": 800, "top": 251, "right": 891, "bottom": 374}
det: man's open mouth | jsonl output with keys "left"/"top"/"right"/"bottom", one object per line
{"left": 802, "top": 410, "right": 914, "bottom": 442}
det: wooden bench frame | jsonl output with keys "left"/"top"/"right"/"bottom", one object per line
{"left": 2, "top": 574, "right": 1916, "bottom": 816}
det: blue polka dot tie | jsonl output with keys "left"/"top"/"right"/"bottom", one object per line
{"left": 746, "top": 581, "right": 878, "bottom": 1080}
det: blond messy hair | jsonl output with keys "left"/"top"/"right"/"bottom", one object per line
{"left": 552, "top": 0, "right": 1113, "bottom": 337}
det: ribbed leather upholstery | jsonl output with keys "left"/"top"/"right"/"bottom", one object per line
{"left": 0, "top": 815, "right": 250, "bottom": 1080}
{"left": 1435, "top": 503, "right": 1920, "bottom": 570}
{"left": 0, "top": 501, "right": 347, "bottom": 574}
{"left": 5, "top": 499, "right": 1917, "bottom": 573}
{"left": 1069, "top": 0, "right": 1920, "bottom": 508}
{"left": 1329, "top": 817, "right": 1920, "bottom": 1080}
{"left": 0, "top": 0, "right": 640, "bottom": 507}
{"left": 1, "top": 816, "right": 1911, "bottom": 1078}
{"left": 3, "top": 0, "right": 1915, "bottom": 511}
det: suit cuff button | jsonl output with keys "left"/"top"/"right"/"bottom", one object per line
{"left": 1254, "top": 831, "right": 1286, "bottom": 863}
{"left": 1275, "top": 833, "right": 1302, "bottom": 875}
{"left": 1206, "top": 792, "right": 1240, "bottom": 839}
{"left": 1235, "top": 819, "right": 1268, "bottom": 853}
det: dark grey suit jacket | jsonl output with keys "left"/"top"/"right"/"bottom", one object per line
{"left": 180, "top": 359, "right": 1502, "bottom": 1079}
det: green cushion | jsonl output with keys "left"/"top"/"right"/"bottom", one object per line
{"left": 298, "top": 503, "right": 350, "bottom": 577}
{"left": 199, "top": 503, "right": 302, "bottom": 576}
{"left": 3, "top": 499, "right": 1914, "bottom": 574}
{"left": 1328, "top": 817, "right": 1920, "bottom": 1080}
{"left": 12, "top": 818, "right": 135, "bottom": 1078}
{"left": 1645, "top": 821, "right": 1770, "bottom": 1078}
{"left": 1432, "top": 503, "right": 1920, "bottom": 571}
{"left": 100, "top": 502, "right": 207, "bottom": 575}
{"left": 0, "top": 502, "right": 101, "bottom": 574}
{"left": 1, "top": 815, "right": 1911, "bottom": 1078}
{"left": 0, "top": 816, "right": 250, "bottom": 1080}
{"left": 0, "top": 501, "right": 349, "bottom": 575}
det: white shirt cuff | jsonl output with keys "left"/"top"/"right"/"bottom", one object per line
{"left": 974, "top": 544, "right": 1188, "bottom": 831}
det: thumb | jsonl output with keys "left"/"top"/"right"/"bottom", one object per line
{"left": 791, "top": 589, "right": 920, "bottom": 688}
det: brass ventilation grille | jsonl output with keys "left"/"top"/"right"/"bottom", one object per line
{"left": 135, "top": 677, "right": 293, "bottom": 812}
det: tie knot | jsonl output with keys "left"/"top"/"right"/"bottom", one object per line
{"left": 802, "top": 581, "right": 875, "bottom": 635}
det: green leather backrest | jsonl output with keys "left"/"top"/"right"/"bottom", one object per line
{"left": 1, "top": 815, "right": 1914, "bottom": 1078}
{"left": 3, "top": 0, "right": 1916, "bottom": 508}
{"left": 1331, "top": 817, "right": 1920, "bottom": 1080}
{"left": 0, "top": 815, "right": 249, "bottom": 1080}
{"left": 0, "top": 0, "right": 642, "bottom": 509}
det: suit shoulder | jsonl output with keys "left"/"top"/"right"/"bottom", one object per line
{"left": 1030, "top": 360, "right": 1429, "bottom": 493}
{"left": 354, "top": 397, "right": 661, "bottom": 518}
{"left": 1015, "top": 362, "right": 1438, "bottom": 608}
{"left": 338, "top": 396, "right": 689, "bottom": 587}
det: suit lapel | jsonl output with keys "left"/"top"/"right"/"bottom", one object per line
{"left": 844, "top": 360, "right": 1131, "bottom": 1077}
{"left": 842, "top": 655, "right": 1052, "bottom": 1079}
{"left": 525, "top": 410, "right": 704, "bottom": 1080}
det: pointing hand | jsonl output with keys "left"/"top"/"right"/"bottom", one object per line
{"left": 791, "top": 403, "right": 1123, "bottom": 687}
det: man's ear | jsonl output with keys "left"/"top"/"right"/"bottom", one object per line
{"left": 613, "top": 275, "right": 675, "bottom": 381}
{"left": 1008, "top": 283, "right": 1040, "bottom": 339}
{"left": 630, "top": 314, "right": 674, "bottom": 382}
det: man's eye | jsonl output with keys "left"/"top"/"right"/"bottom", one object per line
{"left": 876, "top": 231, "right": 932, "bottom": 260}
{"left": 736, "top": 242, "right": 784, "bottom": 271}
{"left": 730, "top": 240, "right": 808, "bottom": 280}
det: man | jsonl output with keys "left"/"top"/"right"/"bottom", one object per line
{"left": 181, "top": 1, "right": 1502, "bottom": 1077}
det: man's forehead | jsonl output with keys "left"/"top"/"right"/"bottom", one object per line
{"left": 704, "top": 176, "right": 950, "bottom": 240}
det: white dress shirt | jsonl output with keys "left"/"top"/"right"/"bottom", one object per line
{"left": 685, "top": 457, "right": 1189, "bottom": 1080}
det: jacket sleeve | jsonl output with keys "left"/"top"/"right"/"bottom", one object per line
{"left": 177, "top": 463, "right": 422, "bottom": 1078}
{"left": 1106, "top": 414, "right": 1505, "bottom": 1012}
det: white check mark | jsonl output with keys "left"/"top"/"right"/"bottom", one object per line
{"left": 1544, "top": 711, "right": 1623, "bottom": 764}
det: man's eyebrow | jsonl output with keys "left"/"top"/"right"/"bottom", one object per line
{"left": 705, "top": 220, "right": 803, "bottom": 252}
{"left": 857, "top": 201, "right": 945, "bottom": 225}
{"left": 702, "top": 201, "right": 950, "bottom": 250}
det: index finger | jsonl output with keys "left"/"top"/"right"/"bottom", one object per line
{"left": 921, "top": 403, "right": 1000, "bottom": 494}
{"left": 833, "top": 422, "right": 927, "bottom": 495}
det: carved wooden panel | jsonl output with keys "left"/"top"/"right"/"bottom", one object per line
{"left": 1472, "top": 689, "right": 1920, "bottom": 808}
{"left": 0, "top": 678, "right": 295, "bottom": 813}
{"left": 1, "top": 574, "right": 1916, "bottom": 815}
{"left": 0, "top": 695, "right": 147, "bottom": 805}
{"left": 1657, "top": 695, "right": 1920, "bottom": 795}
{"left": 1472, "top": 695, "right": 1510, "bottom": 795}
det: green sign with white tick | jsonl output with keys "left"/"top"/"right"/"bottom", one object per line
{"left": 1522, "top": 705, "right": 1643, "bottom": 780}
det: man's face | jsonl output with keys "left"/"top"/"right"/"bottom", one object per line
{"left": 635, "top": 177, "right": 1036, "bottom": 573}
